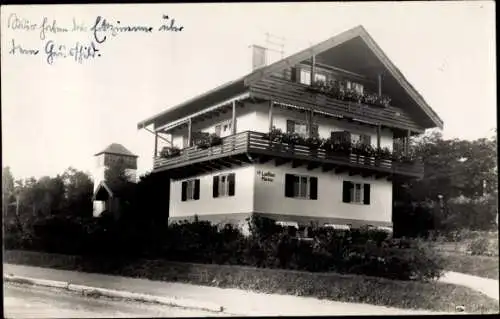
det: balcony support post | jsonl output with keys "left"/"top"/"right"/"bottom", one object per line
{"left": 310, "top": 55, "right": 316, "bottom": 84}
{"left": 187, "top": 118, "right": 192, "bottom": 147}
{"left": 268, "top": 101, "right": 274, "bottom": 132}
{"left": 307, "top": 109, "right": 313, "bottom": 138}
{"left": 231, "top": 101, "right": 237, "bottom": 135}
{"left": 154, "top": 132, "right": 158, "bottom": 157}
{"left": 378, "top": 73, "right": 382, "bottom": 95}
{"left": 376, "top": 124, "right": 381, "bottom": 150}
{"left": 405, "top": 129, "right": 411, "bottom": 156}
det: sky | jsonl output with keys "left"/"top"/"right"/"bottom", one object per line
{"left": 1, "top": 2, "right": 496, "bottom": 180}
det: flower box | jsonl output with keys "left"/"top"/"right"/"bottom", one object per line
{"left": 310, "top": 80, "right": 392, "bottom": 108}
{"left": 160, "top": 146, "right": 181, "bottom": 158}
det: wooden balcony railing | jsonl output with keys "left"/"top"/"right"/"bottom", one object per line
{"left": 250, "top": 75, "right": 424, "bottom": 133}
{"left": 153, "top": 131, "right": 424, "bottom": 177}
{"left": 154, "top": 132, "right": 250, "bottom": 168}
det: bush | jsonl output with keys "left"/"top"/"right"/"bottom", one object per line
{"left": 468, "top": 237, "right": 490, "bottom": 256}
{"left": 13, "top": 214, "right": 445, "bottom": 282}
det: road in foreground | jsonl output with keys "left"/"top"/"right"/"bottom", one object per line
{"left": 4, "top": 283, "right": 229, "bottom": 318}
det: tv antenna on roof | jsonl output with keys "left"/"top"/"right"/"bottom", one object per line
{"left": 265, "top": 32, "right": 286, "bottom": 59}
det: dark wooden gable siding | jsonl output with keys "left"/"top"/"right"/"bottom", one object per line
{"left": 249, "top": 75, "right": 426, "bottom": 132}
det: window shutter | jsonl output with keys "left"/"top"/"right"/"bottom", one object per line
{"left": 286, "top": 120, "right": 295, "bottom": 133}
{"left": 290, "top": 67, "right": 297, "bottom": 82}
{"left": 193, "top": 179, "right": 200, "bottom": 200}
{"left": 285, "top": 174, "right": 294, "bottom": 197}
{"left": 343, "top": 131, "right": 352, "bottom": 144}
{"left": 181, "top": 181, "right": 187, "bottom": 202}
{"left": 311, "top": 124, "right": 319, "bottom": 138}
{"left": 213, "top": 176, "right": 219, "bottom": 198}
{"left": 309, "top": 177, "right": 318, "bottom": 200}
{"left": 363, "top": 184, "right": 371, "bottom": 205}
{"left": 342, "top": 181, "right": 352, "bottom": 203}
{"left": 228, "top": 173, "right": 235, "bottom": 196}
{"left": 331, "top": 131, "right": 342, "bottom": 144}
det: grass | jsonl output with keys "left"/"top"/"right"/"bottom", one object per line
{"left": 441, "top": 252, "right": 499, "bottom": 280}
{"left": 4, "top": 249, "right": 499, "bottom": 314}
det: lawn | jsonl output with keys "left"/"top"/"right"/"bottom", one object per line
{"left": 4, "top": 249, "right": 499, "bottom": 314}
{"left": 441, "top": 252, "right": 499, "bottom": 280}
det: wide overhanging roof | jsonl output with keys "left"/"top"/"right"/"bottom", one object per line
{"left": 138, "top": 25, "right": 443, "bottom": 131}
{"left": 137, "top": 76, "right": 247, "bottom": 130}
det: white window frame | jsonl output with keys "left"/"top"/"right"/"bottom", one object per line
{"left": 185, "top": 179, "right": 197, "bottom": 201}
{"left": 353, "top": 82, "right": 364, "bottom": 94}
{"left": 350, "top": 182, "right": 364, "bottom": 204}
{"left": 215, "top": 120, "right": 232, "bottom": 138}
{"left": 293, "top": 174, "right": 311, "bottom": 199}
{"left": 300, "top": 69, "right": 311, "bottom": 85}
{"left": 294, "top": 121, "right": 308, "bottom": 137}
{"left": 218, "top": 173, "right": 231, "bottom": 197}
{"left": 314, "top": 73, "right": 326, "bottom": 83}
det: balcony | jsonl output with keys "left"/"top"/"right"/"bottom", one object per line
{"left": 153, "top": 131, "right": 424, "bottom": 179}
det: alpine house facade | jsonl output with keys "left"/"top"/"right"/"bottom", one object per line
{"left": 137, "top": 26, "right": 443, "bottom": 234}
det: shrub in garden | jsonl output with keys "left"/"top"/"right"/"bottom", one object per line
{"left": 467, "top": 237, "right": 490, "bottom": 256}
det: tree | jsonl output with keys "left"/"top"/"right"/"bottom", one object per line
{"left": 62, "top": 167, "right": 94, "bottom": 218}
{"left": 104, "top": 158, "right": 130, "bottom": 188}
{"left": 2, "top": 166, "right": 15, "bottom": 215}
{"left": 394, "top": 129, "right": 498, "bottom": 236}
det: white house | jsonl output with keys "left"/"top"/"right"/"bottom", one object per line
{"left": 137, "top": 25, "right": 443, "bottom": 235}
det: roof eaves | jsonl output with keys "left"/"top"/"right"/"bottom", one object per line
{"left": 137, "top": 76, "right": 248, "bottom": 130}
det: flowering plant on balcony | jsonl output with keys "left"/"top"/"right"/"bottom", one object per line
{"left": 304, "top": 136, "right": 325, "bottom": 150}
{"left": 363, "top": 92, "right": 379, "bottom": 105}
{"left": 323, "top": 139, "right": 352, "bottom": 156}
{"left": 376, "top": 95, "right": 392, "bottom": 107}
{"left": 352, "top": 142, "right": 376, "bottom": 157}
{"left": 159, "top": 146, "right": 181, "bottom": 158}
{"left": 392, "top": 148, "right": 418, "bottom": 164}
{"left": 281, "top": 132, "right": 305, "bottom": 146}
{"left": 374, "top": 147, "right": 392, "bottom": 161}
{"left": 264, "top": 126, "right": 286, "bottom": 142}
{"left": 194, "top": 132, "right": 222, "bottom": 149}
{"left": 310, "top": 80, "right": 391, "bottom": 108}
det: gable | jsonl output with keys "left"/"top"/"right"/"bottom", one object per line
{"left": 245, "top": 26, "right": 443, "bottom": 130}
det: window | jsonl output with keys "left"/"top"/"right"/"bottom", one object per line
{"left": 285, "top": 174, "right": 318, "bottom": 200}
{"left": 287, "top": 120, "right": 317, "bottom": 138}
{"left": 315, "top": 73, "right": 326, "bottom": 83}
{"left": 300, "top": 69, "right": 327, "bottom": 85}
{"left": 215, "top": 120, "right": 233, "bottom": 138}
{"left": 300, "top": 69, "right": 311, "bottom": 85}
{"left": 342, "top": 181, "right": 371, "bottom": 205}
{"left": 353, "top": 82, "right": 364, "bottom": 94}
{"left": 213, "top": 173, "right": 235, "bottom": 198}
{"left": 181, "top": 179, "right": 200, "bottom": 201}
{"left": 345, "top": 81, "right": 364, "bottom": 94}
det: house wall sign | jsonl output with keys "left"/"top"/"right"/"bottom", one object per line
{"left": 256, "top": 170, "right": 275, "bottom": 182}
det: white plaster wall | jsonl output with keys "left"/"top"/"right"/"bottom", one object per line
{"left": 170, "top": 104, "right": 259, "bottom": 149}
{"left": 169, "top": 165, "right": 255, "bottom": 218}
{"left": 253, "top": 162, "right": 393, "bottom": 224}
{"left": 169, "top": 101, "right": 394, "bottom": 151}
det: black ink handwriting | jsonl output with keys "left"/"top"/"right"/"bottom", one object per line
{"left": 45, "top": 40, "right": 100, "bottom": 65}
{"left": 158, "top": 15, "right": 184, "bottom": 32}
{"left": 9, "top": 39, "right": 39, "bottom": 55}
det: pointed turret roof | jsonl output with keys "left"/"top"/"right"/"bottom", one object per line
{"left": 94, "top": 143, "right": 138, "bottom": 157}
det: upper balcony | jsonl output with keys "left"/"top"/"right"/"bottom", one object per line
{"left": 154, "top": 131, "right": 424, "bottom": 180}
